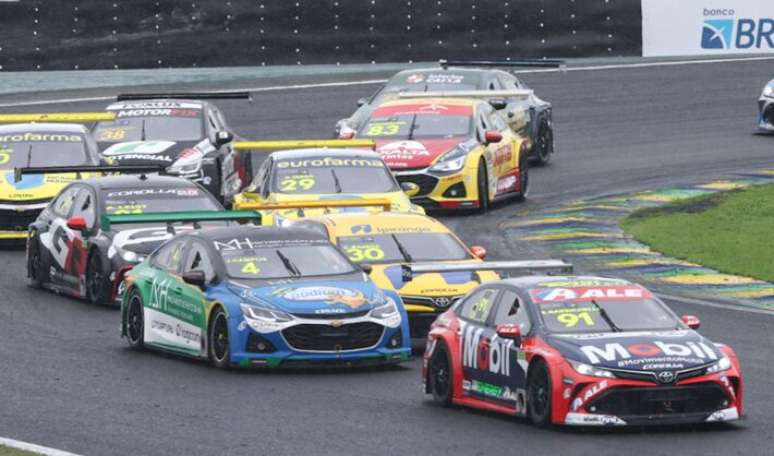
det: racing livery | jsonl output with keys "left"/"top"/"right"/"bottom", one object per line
{"left": 120, "top": 224, "right": 411, "bottom": 368}
{"left": 94, "top": 93, "right": 251, "bottom": 204}
{"left": 353, "top": 97, "right": 528, "bottom": 211}
{"left": 0, "top": 115, "right": 112, "bottom": 240}
{"left": 336, "top": 60, "right": 559, "bottom": 164}
{"left": 232, "top": 140, "right": 424, "bottom": 223}
{"left": 756, "top": 78, "right": 774, "bottom": 133}
{"left": 291, "top": 212, "right": 497, "bottom": 340}
{"left": 26, "top": 174, "right": 227, "bottom": 305}
{"left": 422, "top": 275, "right": 743, "bottom": 427}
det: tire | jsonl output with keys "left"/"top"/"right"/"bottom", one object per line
{"left": 527, "top": 360, "right": 553, "bottom": 427}
{"left": 533, "top": 122, "right": 553, "bottom": 166}
{"left": 515, "top": 154, "right": 530, "bottom": 202}
{"left": 428, "top": 341, "right": 453, "bottom": 406}
{"left": 27, "top": 231, "right": 44, "bottom": 288}
{"left": 476, "top": 159, "right": 489, "bottom": 213}
{"left": 125, "top": 288, "right": 145, "bottom": 350}
{"left": 209, "top": 307, "right": 231, "bottom": 369}
{"left": 86, "top": 251, "right": 111, "bottom": 306}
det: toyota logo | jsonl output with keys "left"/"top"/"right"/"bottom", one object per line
{"left": 657, "top": 371, "right": 675, "bottom": 384}
{"left": 433, "top": 297, "right": 452, "bottom": 308}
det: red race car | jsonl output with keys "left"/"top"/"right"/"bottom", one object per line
{"left": 421, "top": 270, "right": 743, "bottom": 427}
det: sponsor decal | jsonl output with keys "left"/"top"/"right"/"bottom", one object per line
{"left": 530, "top": 285, "right": 653, "bottom": 303}
{"left": 350, "top": 224, "right": 372, "bottom": 234}
{"left": 701, "top": 8, "right": 774, "bottom": 50}
{"left": 275, "top": 286, "right": 368, "bottom": 309}
{"left": 461, "top": 323, "right": 514, "bottom": 376}
{"left": 579, "top": 340, "right": 718, "bottom": 366}
{"left": 109, "top": 101, "right": 203, "bottom": 110}
{"left": 115, "top": 108, "right": 200, "bottom": 117}
{"left": 213, "top": 237, "right": 325, "bottom": 251}
{"left": 0, "top": 132, "right": 82, "bottom": 142}
{"left": 496, "top": 174, "right": 518, "bottom": 193}
{"left": 102, "top": 140, "right": 176, "bottom": 156}
{"left": 275, "top": 157, "right": 383, "bottom": 169}
{"left": 406, "top": 73, "right": 425, "bottom": 84}
{"left": 377, "top": 141, "right": 431, "bottom": 161}
{"left": 571, "top": 380, "right": 609, "bottom": 412}
{"left": 425, "top": 74, "right": 465, "bottom": 84}
{"left": 372, "top": 104, "right": 473, "bottom": 118}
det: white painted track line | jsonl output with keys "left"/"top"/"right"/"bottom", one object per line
{"left": 0, "top": 436, "right": 82, "bottom": 456}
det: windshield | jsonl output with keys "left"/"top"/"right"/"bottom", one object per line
{"left": 272, "top": 157, "right": 398, "bottom": 194}
{"left": 373, "top": 72, "right": 482, "bottom": 104}
{"left": 360, "top": 115, "right": 471, "bottom": 140}
{"left": 102, "top": 186, "right": 220, "bottom": 215}
{"left": 220, "top": 244, "right": 356, "bottom": 279}
{"left": 94, "top": 116, "right": 203, "bottom": 142}
{"left": 530, "top": 286, "right": 681, "bottom": 333}
{"left": 0, "top": 134, "right": 89, "bottom": 168}
{"left": 338, "top": 232, "right": 470, "bottom": 264}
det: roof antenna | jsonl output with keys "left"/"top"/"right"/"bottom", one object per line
{"left": 166, "top": 222, "right": 176, "bottom": 234}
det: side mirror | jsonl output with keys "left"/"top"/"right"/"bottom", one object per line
{"left": 484, "top": 131, "right": 503, "bottom": 144}
{"left": 338, "top": 125, "right": 356, "bottom": 140}
{"left": 681, "top": 315, "right": 701, "bottom": 330}
{"left": 66, "top": 215, "right": 88, "bottom": 233}
{"left": 489, "top": 98, "right": 507, "bottom": 110}
{"left": 360, "top": 264, "right": 373, "bottom": 274}
{"left": 496, "top": 324, "right": 521, "bottom": 341}
{"left": 470, "top": 245, "right": 487, "bottom": 260}
{"left": 356, "top": 97, "right": 368, "bottom": 107}
{"left": 214, "top": 131, "right": 234, "bottom": 147}
{"left": 182, "top": 270, "right": 207, "bottom": 290}
{"left": 400, "top": 181, "right": 420, "bottom": 197}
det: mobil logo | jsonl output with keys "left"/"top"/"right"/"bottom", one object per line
{"left": 460, "top": 323, "right": 513, "bottom": 376}
{"left": 701, "top": 10, "right": 774, "bottom": 50}
{"left": 580, "top": 340, "right": 718, "bottom": 364}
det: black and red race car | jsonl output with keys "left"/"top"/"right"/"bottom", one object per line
{"left": 420, "top": 269, "right": 743, "bottom": 427}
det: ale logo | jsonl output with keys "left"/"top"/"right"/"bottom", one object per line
{"left": 701, "top": 19, "right": 733, "bottom": 49}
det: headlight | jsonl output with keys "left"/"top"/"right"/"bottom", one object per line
{"left": 764, "top": 84, "right": 774, "bottom": 98}
{"left": 117, "top": 247, "right": 144, "bottom": 263}
{"left": 370, "top": 297, "right": 402, "bottom": 328}
{"left": 568, "top": 359, "right": 616, "bottom": 379}
{"left": 240, "top": 303, "right": 293, "bottom": 333}
{"left": 429, "top": 146, "right": 468, "bottom": 173}
{"left": 706, "top": 356, "right": 732, "bottom": 374}
{"left": 167, "top": 148, "right": 204, "bottom": 175}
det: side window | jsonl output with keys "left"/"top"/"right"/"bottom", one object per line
{"left": 151, "top": 239, "right": 187, "bottom": 273}
{"left": 487, "top": 76, "right": 503, "bottom": 90}
{"left": 498, "top": 74, "right": 520, "bottom": 90}
{"left": 183, "top": 241, "right": 215, "bottom": 283}
{"left": 51, "top": 186, "right": 81, "bottom": 217}
{"left": 489, "top": 111, "right": 508, "bottom": 132}
{"left": 458, "top": 287, "right": 499, "bottom": 324}
{"left": 71, "top": 188, "right": 96, "bottom": 229}
{"left": 493, "top": 288, "right": 532, "bottom": 333}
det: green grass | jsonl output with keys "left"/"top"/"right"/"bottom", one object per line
{"left": 621, "top": 184, "right": 774, "bottom": 282}
{"left": 0, "top": 445, "right": 40, "bottom": 456}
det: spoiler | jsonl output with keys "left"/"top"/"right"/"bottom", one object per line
{"left": 233, "top": 139, "right": 375, "bottom": 151}
{"left": 14, "top": 165, "right": 166, "bottom": 183}
{"left": 116, "top": 92, "right": 251, "bottom": 101}
{"left": 0, "top": 112, "right": 115, "bottom": 123}
{"left": 398, "top": 90, "right": 532, "bottom": 100}
{"left": 101, "top": 210, "right": 261, "bottom": 231}
{"left": 440, "top": 59, "right": 566, "bottom": 69}
{"left": 401, "top": 260, "right": 573, "bottom": 282}
{"left": 235, "top": 198, "right": 392, "bottom": 213}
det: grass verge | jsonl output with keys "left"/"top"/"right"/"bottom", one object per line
{"left": 0, "top": 445, "right": 40, "bottom": 456}
{"left": 621, "top": 183, "right": 774, "bottom": 282}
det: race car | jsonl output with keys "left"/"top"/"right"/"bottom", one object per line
{"left": 0, "top": 113, "right": 114, "bottom": 241}
{"left": 26, "top": 171, "right": 233, "bottom": 306}
{"left": 422, "top": 274, "right": 743, "bottom": 427}
{"left": 120, "top": 224, "right": 411, "bottom": 368}
{"left": 336, "top": 60, "right": 561, "bottom": 164}
{"left": 290, "top": 212, "right": 496, "bottom": 340}
{"left": 93, "top": 92, "right": 252, "bottom": 204}
{"left": 755, "top": 78, "right": 774, "bottom": 133}
{"left": 351, "top": 96, "right": 529, "bottom": 211}
{"left": 231, "top": 140, "right": 425, "bottom": 223}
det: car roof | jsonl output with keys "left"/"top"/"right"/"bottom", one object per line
{"left": 196, "top": 225, "right": 329, "bottom": 244}
{"left": 307, "top": 212, "right": 450, "bottom": 236}
{"left": 373, "top": 97, "right": 482, "bottom": 109}
{"left": 394, "top": 67, "right": 499, "bottom": 76}
{"left": 80, "top": 174, "right": 202, "bottom": 190}
{"left": 270, "top": 148, "right": 382, "bottom": 160}
{"left": 0, "top": 123, "right": 90, "bottom": 134}
{"left": 105, "top": 99, "right": 208, "bottom": 110}
{"left": 500, "top": 275, "right": 634, "bottom": 289}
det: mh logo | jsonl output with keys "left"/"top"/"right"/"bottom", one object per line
{"left": 702, "top": 19, "right": 734, "bottom": 49}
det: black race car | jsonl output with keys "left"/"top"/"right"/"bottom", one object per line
{"left": 93, "top": 93, "right": 252, "bottom": 204}
{"left": 26, "top": 170, "right": 236, "bottom": 306}
{"left": 336, "top": 60, "right": 563, "bottom": 165}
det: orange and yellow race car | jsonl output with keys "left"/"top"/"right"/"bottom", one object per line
{"left": 347, "top": 94, "right": 530, "bottom": 212}
{"left": 231, "top": 139, "right": 424, "bottom": 224}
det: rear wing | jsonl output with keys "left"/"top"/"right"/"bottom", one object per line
{"left": 116, "top": 92, "right": 252, "bottom": 101}
{"left": 235, "top": 198, "right": 392, "bottom": 213}
{"left": 401, "top": 260, "right": 573, "bottom": 282}
{"left": 14, "top": 165, "right": 166, "bottom": 183}
{"left": 101, "top": 210, "right": 261, "bottom": 231}
{"left": 233, "top": 139, "right": 375, "bottom": 152}
{"left": 440, "top": 59, "right": 566, "bottom": 70}
{"left": 0, "top": 112, "right": 115, "bottom": 123}
{"left": 398, "top": 90, "right": 532, "bottom": 100}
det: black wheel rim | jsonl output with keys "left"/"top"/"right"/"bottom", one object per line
{"left": 212, "top": 313, "right": 229, "bottom": 362}
{"left": 431, "top": 349, "right": 450, "bottom": 399}
{"left": 87, "top": 255, "right": 102, "bottom": 300}
{"left": 127, "top": 295, "right": 143, "bottom": 344}
{"left": 530, "top": 368, "right": 549, "bottom": 419}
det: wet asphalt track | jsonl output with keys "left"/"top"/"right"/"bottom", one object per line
{"left": 1, "top": 59, "right": 773, "bottom": 455}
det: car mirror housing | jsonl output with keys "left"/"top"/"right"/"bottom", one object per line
{"left": 484, "top": 130, "right": 503, "bottom": 144}
{"left": 470, "top": 245, "right": 487, "bottom": 259}
{"left": 182, "top": 270, "right": 207, "bottom": 290}
{"left": 66, "top": 215, "right": 88, "bottom": 233}
{"left": 681, "top": 314, "right": 701, "bottom": 330}
{"left": 215, "top": 131, "right": 234, "bottom": 147}
{"left": 496, "top": 324, "right": 521, "bottom": 341}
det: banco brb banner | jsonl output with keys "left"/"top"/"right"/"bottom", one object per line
{"left": 643, "top": 0, "right": 774, "bottom": 56}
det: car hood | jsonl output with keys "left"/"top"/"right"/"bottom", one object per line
{"left": 230, "top": 280, "right": 385, "bottom": 317}
{"left": 547, "top": 330, "right": 723, "bottom": 372}
{"left": 375, "top": 138, "right": 466, "bottom": 169}
{"left": 370, "top": 262, "right": 498, "bottom": 296}
{"left": 99, "top": 139, "right": 202, "bottom": 165}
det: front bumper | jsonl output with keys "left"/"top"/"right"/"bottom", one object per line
{"left": 394, "top": 164, "right": 481, "bottom": 210}
{"left": 756, "top": 97, "right": 774, "bottom": 133}
{"left": 0, "top": 202, "right": 47, "bottom": 240}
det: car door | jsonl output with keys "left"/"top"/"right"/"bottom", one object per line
{"left": 67, "top": 186, "right": 98, "bottom": 291}
{"left": 41, "top": 185, "right": 83, "bottom": 291}
{"left": 486, "top": 108, "right": 520, "bottom": 197}
{"left": 177, "top": 239, "right": 217, "bottom": 352}
{"left": 497, "top": 72, "right": 533, "bottom": 137}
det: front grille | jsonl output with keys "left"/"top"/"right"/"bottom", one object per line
{"left": 408, "top": 312, "right": 439, "bottom": 339}
{"left": 607, "top": 365, "right": 709, "bottom": 384}
{"left": 396, "top": 174, "right": 438, "bottom": 196}
{"left": 588, "top": 383, "right": 729, "bottom": 417}
{"left": 282, "top": 322, "right": 384, "bottom": 351}
{"left": 290, "top": 310, "right": 369, "bottom": 319}
{"left": 0, "top": 208, "right": 41, "bottom": 232}
{"left": 402, "top": 295, "right": 461, "bottom": 310}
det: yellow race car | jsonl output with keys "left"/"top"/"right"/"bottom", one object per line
{"left": 290, "top": 211, "right": 496, "bottom": 339}
{"left": 231, "top": 140, "right": 424, "bottom": 224}
{"left": 350, "top": 94, "right": 530, "bottom": 211}
{"left": 0, "top": 113, "right": 114, "bottom": 241}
